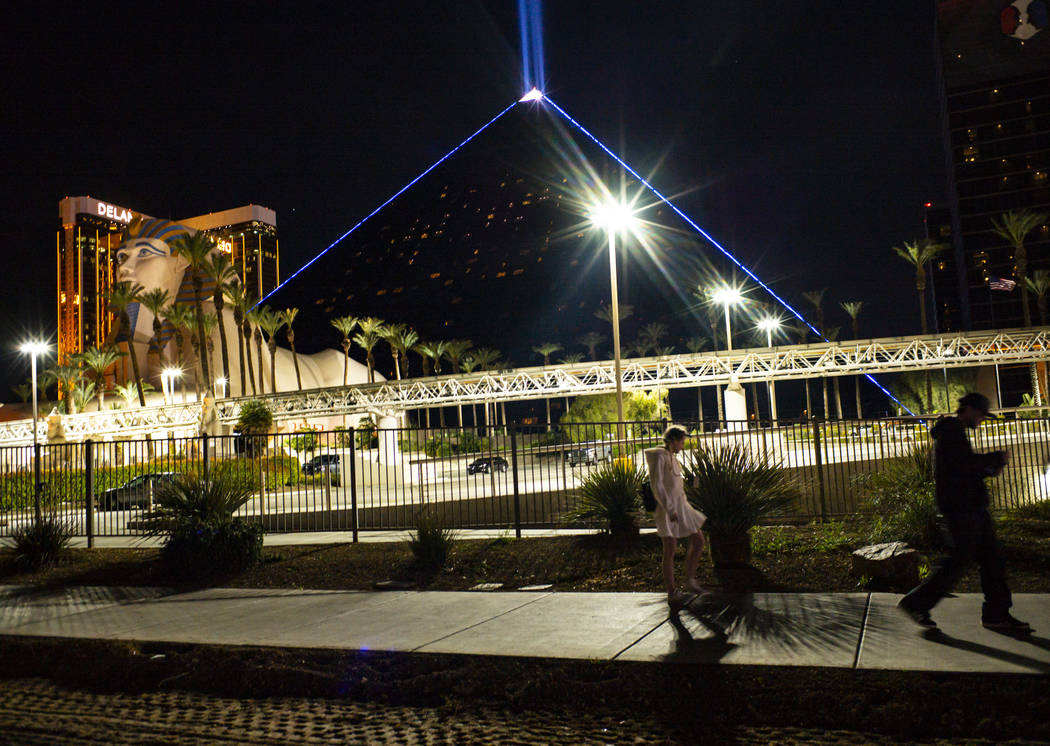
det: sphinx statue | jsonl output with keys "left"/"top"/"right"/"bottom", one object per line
{"left": 111, "top": 218, "right": 376, "bottom": 399}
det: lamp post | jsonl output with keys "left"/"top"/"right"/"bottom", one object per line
{"left": 20, "top": 341, "right": 48, "bottom": 524}
{"left": 712, "top": 286, "right": 743, "bottom": 350}
{"left": 757, "top": 318, "right": 781, "bottom": 425}
{"left": 215, "top": 377, "right": 227, "bottom": 399}
{"left": 161, "top": 367, "right": 178, "bottom": 406}
{"left": 590, "top": 200, "right": 638, "bottom": 444}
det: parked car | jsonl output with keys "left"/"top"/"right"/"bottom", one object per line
{"left": 99, "top": 472, "right": 181, "bottom": 511}
{"left": 302, "top": 453, "right": 341, "bottom": 485}
{"left": 567, "top": 446, "right": 612, "bottom": 466}
{"left": 467, "top": 456, "right": 509, "bottom": 475}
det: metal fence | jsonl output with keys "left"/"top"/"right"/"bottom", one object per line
{"left": 2, "top": 416, "right": 1049, "bottom": 542}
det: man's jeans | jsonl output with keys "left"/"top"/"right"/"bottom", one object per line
{"left": 900, "top": 510, "right": 1012, "bottom": 619}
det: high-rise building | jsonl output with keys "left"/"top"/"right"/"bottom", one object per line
{"left": 57, "top": 196, "right": 279, "bottom": 363}
{"left": 932, "top": 0, "right": 1050, "bottom": 333}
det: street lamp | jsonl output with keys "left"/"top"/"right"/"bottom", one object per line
{"left": 757, "top": 317, "right": 782, "bottom": 425}
{"left": 19, "top": 341, "right": 49, "bottom": 524}
{"left": 162, "top": 367, "right": 182, "bottom": 405}
{"left": 214, "top": 377, "right": 227, "bottom": 399}
{"left": 712, "top": 286, "right": 743, "bottom": 351}
{"left": 590, "top": 199, "right": 638, "bottom": 443}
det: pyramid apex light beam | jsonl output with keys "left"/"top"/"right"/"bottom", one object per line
{"left": 519, "top": 87, "right": 544, "bottom": 102}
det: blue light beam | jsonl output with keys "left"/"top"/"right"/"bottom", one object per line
{"left": 253, "top": 101, "right": 520, "bottom": 310}
{"left": 542, "top": 94, "right": 914, "bottom": 415}
{"left": 518, "top": 0, "right": 546, "bottom": 94}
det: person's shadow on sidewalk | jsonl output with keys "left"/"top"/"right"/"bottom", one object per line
{"left": 664, "top": 602, "right": 738, "bottom": 663}
{"left": 923, "top": 629, "right": 1050, "bottom": 674}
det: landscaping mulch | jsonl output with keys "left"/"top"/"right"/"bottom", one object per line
{"left": 2, "top": 518, "right": 1049, "bottom": 594}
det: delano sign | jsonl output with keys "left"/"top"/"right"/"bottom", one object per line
{"left": 96, "top": 201, "right": 135, "bottom": 223}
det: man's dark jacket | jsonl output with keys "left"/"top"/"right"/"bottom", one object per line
{"left": 931, "top": 416, "right": 1006, "bottom": 514}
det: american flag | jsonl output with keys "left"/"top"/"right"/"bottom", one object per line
{"left": 989, "top": 276, "right": 1017, "bottom": 291}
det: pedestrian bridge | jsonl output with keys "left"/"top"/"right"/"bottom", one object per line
{"left": 1, "top": 326, "right": 1046, "bottom": 445}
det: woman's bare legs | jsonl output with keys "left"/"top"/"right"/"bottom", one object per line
{"left": 661, "top": 537, "right": 679, "bottom": 596}
{"left": 683, "top": 532, "right": 706, "bottom": 593}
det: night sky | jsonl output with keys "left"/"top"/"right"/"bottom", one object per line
{"left": 1, "top": 1, "right": 944, "bottom": 400}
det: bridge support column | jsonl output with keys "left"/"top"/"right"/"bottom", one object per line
{"left": 377, "top": 414, "right": 400, "bottom": 465}
{"left": 724, "top": 377, "right": 747, "bottom": 431}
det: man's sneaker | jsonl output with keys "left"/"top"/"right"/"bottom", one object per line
{"left": 982, "top": 613, "right": 1033, "bottom": 634}
{"left": 897, "top": 599, "right": 938, "bottom": 629}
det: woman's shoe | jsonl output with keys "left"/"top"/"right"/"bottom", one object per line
{"left": 667, "top": 590, "right": 691, "bottom": 607}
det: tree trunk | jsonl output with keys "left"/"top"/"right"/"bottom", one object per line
{"left": 805, "top": 380, "right": 813, "bottom": 418}
{"left": 243, "top": 323, "right": 257, "bottom": 395}
{"left": 833, "top": 377, "right": 843, "bottom": 420}
{"left": 715, "top": 384, "right": 725, "bottom": 424}
{"left": 289, "top": 332, "right": 302, "bottom": 389}
{"left": 216, "top": 306, "right": 231, "bottom": 390}
{"left": 749, "top": 383, "right": 760, "bottom": 423}
{"left": 821, "top": 379, "right": 829, "bottom": 420}
{"left": 268, "top": 341, "right": 277, "bottom": 394}
{"left": 254, "top": 334, "right": 265, "bottom": 395}
{"left": 855, "top": 377, "right": 863, "bottom": 419}
{"left": 234, "top": 312, "right": 247, "bottom": 396}
{"left": 124, "top": 313, "right": 146, "bottom": 407}
{"left": 193, "top": 279, "right": 210, "bottom": 384}
{"left": 697, "top": 387, "right": 704, "bottom": 426}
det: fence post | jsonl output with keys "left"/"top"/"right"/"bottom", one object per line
{"left": 348, "top": 427, "right": 359, "bottom": 543}
{"left": 33, "top": 442, "right": 42, "bottom": 524}
{"left": 812, "top": 418, "right": 828, "bottom": 523}
{"left": 85, "top": 440, "right": 94, "bottom": 549}
{"left": 202, "top": 433, "right": 210, "bottom": 482}
{"left": 510, "top": 424, "right": 522, "bottom": 538}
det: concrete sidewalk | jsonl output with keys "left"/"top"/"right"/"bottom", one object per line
{"left": 1, "top": 586, "right": 1048, "bottom": 674}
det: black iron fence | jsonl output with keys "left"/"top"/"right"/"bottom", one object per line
{"left": 2, "top": 416, "right": 1049, "bottom": 541}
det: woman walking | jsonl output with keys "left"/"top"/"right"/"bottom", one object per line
{"left": 645, "top": 425, "right": 708, "bottom": 606}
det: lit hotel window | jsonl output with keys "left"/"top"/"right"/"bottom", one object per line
{"left": 430, "top": 272, "right": 441, "bottom": 279}
{"left": 963, "top": 145, "right": 979, "bottom": 163}
{"left": 377, "top": 289, "right": 387, "bottom": 296}
{"left": 512, "top": 269, "right": 524, "bottom": 276}
{"left": 496, "top": 271, "right": 507, "bottom": 278}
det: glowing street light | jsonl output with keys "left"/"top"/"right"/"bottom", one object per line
{"left": 712, "top": 286, "right": 744, "bottom": 351}
{"left": 590, "top": 199, "right": 639, "bottom": 442}
{"left": 757, "top": 317, "right": 782, "bottom": 424}
{"left": 161, "top": 367, "right": 182, "bottom": 406}
{"left": 214, "top": 377, "right": 227, "bottom": 399}
{"left": 19, "top": 341, "right": 49, "bottom": 523}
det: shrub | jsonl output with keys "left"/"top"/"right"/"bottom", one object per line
{"left": 423, "top": 436, "right": 454, "bottom": 458}
{"left": 857, "top": 440, "right": 939, "bottom": 548}
{"left": 408, "top": 512, "right": 456, "bottom": 570}
{"left": 564, "top": 460, "right": 643, "bottom": 537}
{"left": 8, "top": 514, "right": 73, "bottom": 571}
{"left": 289, "top": 429, "right": 319, "bottom": 454}
{"left": 142, "top": 472, "right": 262, "bottom": 577}
{"left": 682, "top": 442, "right": 800, "bottom": 536}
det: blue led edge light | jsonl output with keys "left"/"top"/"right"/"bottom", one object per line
{"left": 542, "top": 95, "right": 914, "bottom": 416}
{"left": 253, "top": 100, "right": 520, "bottom": 310}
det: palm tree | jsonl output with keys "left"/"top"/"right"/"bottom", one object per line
{"left": 992, "top": 209, "right": 1049, "bottom": 328}
{"left": 578, "top": 331, "right": 606, "bottom": 361}
{"left": 200, "top": 311, "right": 219, "bottom": 391}
{"left": 893, "top": 239, "right": 946, "bottom": 411}
{"left": 72, "top": 380, "right": 96, "bottom": 414}
{"left": 395, "top": 326, "right": 421, "bottom": 378}
{"left": 533, "top": 342, "right": 563, "bottom": 429}
{"left": 557, "top": 352, "right": 584, "bottom": 416}
{"left": 163, "top": 303, "right": 195, "bottom": 402}
{"left": 415, "top": 341, "right": 436, "bottom": 377}
{"left": 246, "top": 307, "right": 267, "bottom": 395}
{"left": 594, "top": 304, "right": 633, "bottom": 327}
{"left": 1026, "top": 270, "right": 1050, "bottom": 327}
{"left": 170, "top": 232, "right": 217, "bottom": 385}
{"left": 206, "top": 252, "right": 238, "bottom": 387}
{"left": 281, "top": 307, "right": 303, "bottom": 389}
{"left": 637, "top": 323, "right": 667, "bottom": 357}
{"left": 107, "top": 280, "right": 147, "bottom": 407}
{"left": 331, "top": 315, "right": 359, "bottom": 386}
{"left": 257, "top": 307, "right": 286, "bottom": 394}
{"left": 11, "top": 383, "right": 31, "bottom": 403}
{"left": 46, "top": 363, "right": 82, "bottom": 415}
{"left": 79, "top": 345, "right": 122, "bottom": 411}
{"left": 841, "top": 301, "right": 865, "bottom": 417}
{"left": 893, "top": 240, "right": 946, "bottom": 335}
{"left": 354, "top": 317, "right": 386, "bottom": 383}
{"left": 444, "top": 339, "right": 473, "bottom": 375}
{"left": 472, "top": 347, "right": 502, "bottom": 430}
{"left": 379, "top": 323, "right": 408, "bottom": 380}
{"left": 115, "top": 381, "right": 155, "bottom": 408}
{"left": 225, "top": 282, "right": 252, "bottom": 395}
{"left": 136, "top": 288, "right": 173, "bottom": 367}
{"left": 826, "top": 326, "right": 843, "bottom": 420}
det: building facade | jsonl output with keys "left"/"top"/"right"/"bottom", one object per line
{"left": 932, "top": 0, "right": 1050, "bottom": 333}
{"left": 57, "top": 196, "right": 279, "bottom": 363}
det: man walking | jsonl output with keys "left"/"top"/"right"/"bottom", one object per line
{"left": 898, "top": 393, "right": 1032, "bottom": 633}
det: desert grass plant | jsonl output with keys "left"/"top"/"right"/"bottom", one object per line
{"left": 1009, "top": 498, "right": 1050, "bottom": 521}
{"left": 8, "top": 514, "right": 73, "bottom": 571}
{"left": 142, "top": 472, "right": 262, "bottom": 578}
{"left": 564, "top": 459, "right": 644, "bottom": 538}
{"left": 682, "top": 442, "right": 800, "bottom": 537}
{"left": 857, "top": 439, "right": 939, "bottom": 548}
{"left": 408, "top": 511, "right": 456, "bottom": 571}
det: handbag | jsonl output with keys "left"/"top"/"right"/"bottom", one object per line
{"left": 640, "top": 479, "right": 657, "bottom": 512}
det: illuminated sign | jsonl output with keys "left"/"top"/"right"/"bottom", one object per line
{"left": 216, "top": 239, "right": 233, "bottom": 254}
{"left": 96, "top": 201, "right": 134, "bottom": 223}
